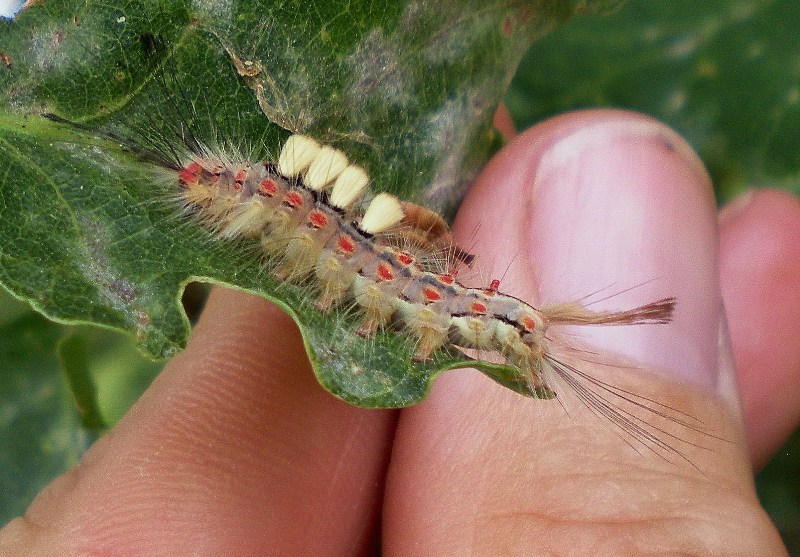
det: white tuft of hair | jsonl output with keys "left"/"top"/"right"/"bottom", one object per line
{"left": 278, "top": 134, "right": 321, "bottom": 178}
{"left": 305, "top": 146, "right": 349, "bottom": 190}
{"left": 359, "top": 193, "right": 404, "bottom": 234}
{"left": 330, "top": 165, "right": 369, "bottom": 209}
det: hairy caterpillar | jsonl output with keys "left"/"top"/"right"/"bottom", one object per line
{"left": 171, "top": 133, "right": 676, "bottom": 395}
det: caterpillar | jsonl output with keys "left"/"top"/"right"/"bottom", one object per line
{"left": 174, "top": 133, "right": 677, "bottom": 394}
{"left": 39, "top": 82, "right": 710, "bottom": 464}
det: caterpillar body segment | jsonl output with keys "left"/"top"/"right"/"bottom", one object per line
{"left": 177, "top": 134, "right": 676, "bottom": 393}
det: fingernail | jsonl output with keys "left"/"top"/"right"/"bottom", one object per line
{"left": 525, "top": 115, "right": 720, "bottom": 389}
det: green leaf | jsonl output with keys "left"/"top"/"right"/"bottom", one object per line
{"left": 0, "top": 300, "right": 92, "bottom": 523}
{"left": 506, "top": 0, "right": 800, "bottom": 200}
{"left": 756, "top": 427, "right": 800, "bottom": 553}
{"left": 0, "top": 288, "right": 162, "bottom": 522}
{"left": 0, "top": 1, "right": 611, "bottom": 408}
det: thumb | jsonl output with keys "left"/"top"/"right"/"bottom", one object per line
{"left": 384, "top": 110, "right": 786, "bottom": 555}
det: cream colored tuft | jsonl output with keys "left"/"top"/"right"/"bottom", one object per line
{"left": 305, "top": 146, "right": 349, "bottom": 190}
{"left": 330, "top": 165, "right": 369, "bottom": 208}
{"left": 277, "top": 135, "right": 321, "bottom": 178}
{"left": 359, "top": 193, "right": 404, "bottom": 234}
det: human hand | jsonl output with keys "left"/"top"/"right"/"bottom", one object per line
{"left": 1, "top": 110, "right": 796, "bottom": 556}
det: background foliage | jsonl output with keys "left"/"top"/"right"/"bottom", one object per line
{"left": 0, "top": 0, "right": 798, "bottom": 551}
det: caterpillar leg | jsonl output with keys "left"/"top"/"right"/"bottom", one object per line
{"left": 353, "top": 277, "right": 398, "bottom": 337}
{"left": 495, "top": 322, "right": 533, "bottom": 362}
{"left": 273, "top": 236, "right": 317, "bottom": 281}
{"left": 449, "top": 315, "right": 496, "bottom": 350}
{"left": 411, "top": 326, "right": 448, "bottom": 362}
{"left": 219, "top": 199, "right": 273, "bottom": 240}
{"left": 399, "top": 305, "right": 450, "bottom": 362}
{"left": 313, "top": 251, "right": 356, "bottom": 312}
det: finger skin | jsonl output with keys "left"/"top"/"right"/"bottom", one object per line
{"left": 384, "top": 110, "right": 787, "bottom": 555}
{"left": 492, "top": 104, "right": 515, "bottom": 138}
{"left": 719, "top": 189, "right": 800, "bottom": 469}
{"left": 496, "top": 104, "right": 800, "bottom": 472}
{"left": 0, "top": 289, "right": 396, "bottom": 556}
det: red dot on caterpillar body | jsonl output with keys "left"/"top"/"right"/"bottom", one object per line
{"left": 336, "top": 234, "right": 355, "bottom": 255}
{"left": 397, "top": 252, "right": 414, "bottom": 266}
{"left": 484, "top": 279, "right": 501, "bottom": 296}
{"left": 437, "top": 274, "right": 454, "bottom": 285}
{"left": 471, "top": 301, "right": 487, "bottom": 314}
{"left": 259, "top": 178, "right": 278, "bottom": 197}
{"left": 178, "top": 161, "right": 202, "bottom": 186}
{"left": 283, "top": 191, "right": 304, "bottom": 209}
{"left": 234, "top": 169, "right": 247, "bottom": 184}
{"left": 209, "top": 166, "right": 221, "bottom": 184}
{"left": 308, "top": 210, "right": 328, "bottom": 229}
{"left": 423, "top": 287, "right": 441, "bottom": 303}
{"left": 377, "top": 263, "right": 394, "bottom": 282}
{"left": 521, "top": 316, "right": 536, "bottom": 331}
